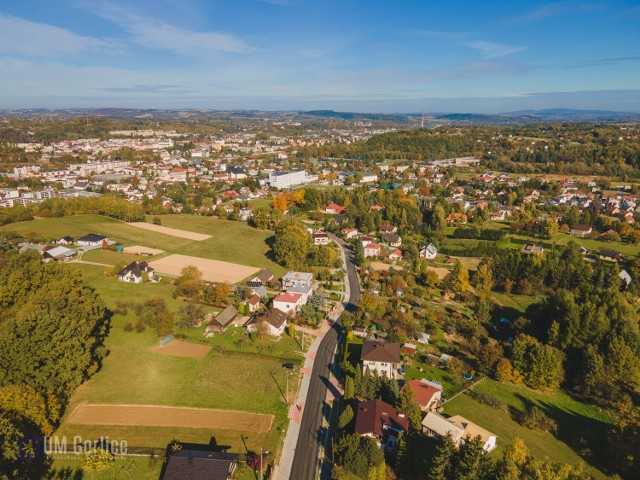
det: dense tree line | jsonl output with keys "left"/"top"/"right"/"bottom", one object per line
{"left": 0, "top": 195, "right": 145, "bottom": 227}
{"left": 0, "top": 252, "right": 110, "bottom": 478}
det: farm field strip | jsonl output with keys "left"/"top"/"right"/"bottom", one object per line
{"left": 127, "top": 222, "right": 212, "bottom": 241}
{"left": 150, "top": 340, "right": 212, "bottom": 359}
{"left": 148, "top": 254, "right": 260, "bottom": 284}
{"left": 67, "top": 404, "right": 274, "bottom": 433}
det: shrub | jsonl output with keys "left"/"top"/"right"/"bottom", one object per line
{"left": 123, "top": 322, "right": 133, "bottom": 332}
{"left": 135, "top": 320, "right": 146, "bottom": 333}
{"left": 522, "top": 406, "right": 558, "bottom": 435}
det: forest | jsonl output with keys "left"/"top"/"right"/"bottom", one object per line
{"left": 0, "top": 252, "right": 110, "bottom": 479}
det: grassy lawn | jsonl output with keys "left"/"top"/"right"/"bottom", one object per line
{"left": 1, "top": 213, "right": 285, "bottom": 274}
{"left": 444, "top": 379, "right": 614, "bottom": 479}
{"left": 50, "top": 455, "right": 162, "bottom": 480}
{"left": 80, "top": 249, "right": 142, "bottom": 266}
{"left": 492, "top": 291, "right": 540, "bottom": 314}
{"left": 441, "top": 221, "right": 640, "bottom": 260}
{"left": 53, "top": 264, "right": 296, "bottom": 458}
{"left": 404, "top": 360, "right": 457, "bottom": 397}
{"left": 150, "top": 214, "right": 285, "bottom": 275}
{"left": 179, "top": 326, "right": 305, "bottom": 362}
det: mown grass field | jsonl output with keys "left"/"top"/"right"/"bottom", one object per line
{"left": 51, "top": 263, "right": 300, "bottom": 468}
{"left": 444, "top": 379, "right": 614, "bottom": 479}
{"left": 1, "top": 213, "right": 285, "bottom": 274}
{"left": 49, "top": 455, "right": 162, "bottom": 480}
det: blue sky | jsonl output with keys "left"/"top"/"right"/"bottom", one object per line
{"left": 0, "top": 0, "right": 639, "bottom": 112}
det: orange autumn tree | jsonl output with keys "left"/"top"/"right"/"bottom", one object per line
{"left": 272, "top": 189, "right": 305, "bottom": 212}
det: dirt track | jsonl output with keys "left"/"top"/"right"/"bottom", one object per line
{"left": 149, "top": 254, "right": 259, "bottom": 284}
{"left": 67, "top": 404, "right": 274, "bottom": 432}
{"left": 128, "top": 222, "right": 211, "bottom": 241}
{"left": 150, "top": 340, "right": 211, "bottom": 359}
{"left": 123, "top": 245, "right": 164, "bottom": 256}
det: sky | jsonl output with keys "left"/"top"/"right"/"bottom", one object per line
{"left": 0, "top": 0, "right": 639, "bottom": 113}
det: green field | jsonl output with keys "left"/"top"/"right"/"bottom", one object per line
{"left": 444, "top": 379, "right": 614, "bottom": 479}
{"left": 49, "top": 263, "right": 300, "bottom": 470}
{"left": 1, "top": 211, "right": 298, "bottom": 464}
{"left": 49, "top": 455, "right": 163, "bottom": 480}
{"left": 1, "top": 213, "right": 285, "bottom": 275}
{"left": 441, "top": 220, "right": 640, "bottom": 260}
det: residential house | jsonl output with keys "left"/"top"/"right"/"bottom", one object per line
{"left": 355, "top": 399, "right": 409, "bottom": 449}
{"left": 381, "top": 234, "right": 402, "bottom": 247}
{"left": 402, "top": 380, "right": 442, "bottom": 411}
{"left": 379, "top": 224, "right": 397, "bottom": 234}
{"left": 361, "top": 235, "right": 375, "bottom": 247}
{"left": 388, "top": 248, "right": 402, "bottom": 260}
{"left": 116, "top": 261, "right": 155, "bottom": 283}
{"left": 445, "top": 213, "right": 468, "bottom": 224}
{"left": 313, "top": 232, "right": 330, "bottom": 245}
{"left": 364, "top": 243, "right": 381, "bottom": 258}
{"left": 76, "top": 233, "right": 107, "bottom": 247}
{"left": 341, "top": 228, "right": 359, "bottom": 239}
{"left": 56, "top": 236, "right": 74, "bottom": 245}
{"left": 247, "top": 308, "right": 288, "bottom": 337}
{"left": 521, "top": 243, "right": 544, "bottom": 255}
{"left": 599, "top": 249, "right": 625, "bottom": 262}
{"left": 360, "top": 339, "right": 401, "bottom": 379}
{"left": 205, "top": 305, "right": 239, "bottom": 334}
{"left": 422, "top": 412, "right": 497, "bottom": 452}
{"left": 246, "top": 269, "right": 275, "bottom": 288}
{"left": 419, "top": 243, "right": 438, "bottom": 260}
{"left": 246, "top": 294, "right": 261, "bottom": 313}
{"left": 325, "top": 203, "right": 346, "bottom": 214}
{"left": 161, "top": 450, "right": 238, "bottom": 480}
{"left": 286, "top": 283, "right": 314, "bottom": 304}
{"left": 569, "top": 225, "right": 593, "bottom": 237}
{"left": 272, "top": 292, "right": 303, "bottom": 314}
{"left": 282, "top": 271, "right": 313, "bottom": 289}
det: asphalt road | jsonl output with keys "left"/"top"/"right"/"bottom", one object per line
{"left": 289, "top": 236, "right": 360, "bottom": 480}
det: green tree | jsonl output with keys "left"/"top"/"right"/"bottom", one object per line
{"left": 338, "top": 404, "right": 354, "bottom": 429}
{"left": 429, "top": 434, "right": 456, "bottom": 480}
{"left": 344, "top": 376, "right": 355, "bottom": 401}
{"left": 83, "top": 447, "right": 115, "bottom": 472}
{"left": 177, "top": 302, "right": 205, "bottom": 329}
{"left": 496, "top": 437, "right": 528, "bottom": 480}
{"left": 397, "top": 386, "right": 422, "bottom": 431}
{"left": 272, "top": 225, "right": 311, "bottom": 268}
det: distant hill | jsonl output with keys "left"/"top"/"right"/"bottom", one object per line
{"left": 505, "top": 108, "right": 640, "bottom": 122}
{"left": 1, "top": 107, "right": 638, "bottom": 125}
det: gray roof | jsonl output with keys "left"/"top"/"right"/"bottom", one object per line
{"left": 287, "top": 284, "right": 313, "bottom": 296}
{"left": 162, "top": 450, "right": 238, "bottom": 480}
{"left": 422, "top": 412, "right": 464, "bottom": 441}
{"left": 43, "top": 246, "right": 75, "bottom": 259}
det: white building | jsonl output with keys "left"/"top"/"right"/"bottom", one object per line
{"left": 420, "top": 243, "right": 438, "bottom": 260}
{"left": 269, "top": 169, "right": 310, "bottom": 189}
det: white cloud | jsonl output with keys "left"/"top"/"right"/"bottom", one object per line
{"left": 463, "top": 40, "right": 525, "bottom": 58}
{"left": 86, "top": 1, "right": 251, "bottom": 55}
{"left": 517, "top": 4, "right": 566, "bottom": 22}
{"left": 0, "top": 13, "right": 117, "bottom": 56}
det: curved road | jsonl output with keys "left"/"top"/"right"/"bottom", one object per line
{"left": 289, "top": 236, "right": 361, "bottom": 480}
